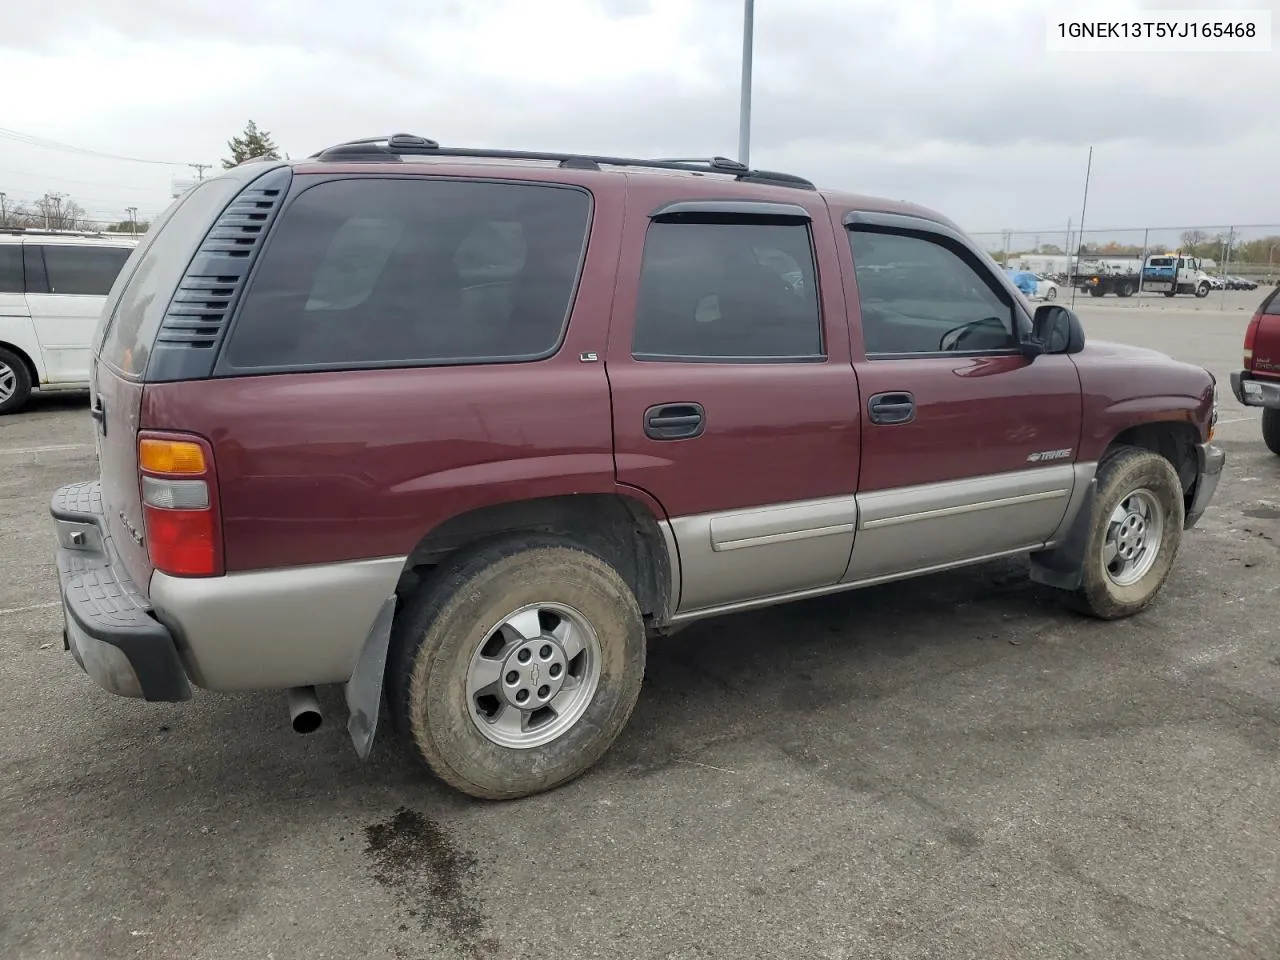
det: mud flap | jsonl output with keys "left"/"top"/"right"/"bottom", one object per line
{"left": 344, "top": 595, "right": 397, "bottom": 760}
{"left": 1028, "top": 478, "right": 1097, "bottom": 591}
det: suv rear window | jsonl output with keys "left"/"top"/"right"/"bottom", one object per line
{"left": 98, "top": 177, "right": 244, "bottom": 377}
{"left": 220, "top": 178, "right": 591, "bottom": 372}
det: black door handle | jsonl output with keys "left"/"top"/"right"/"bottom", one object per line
{"left": 644, "top": 402, "right": 705, "bottom": 440}
{"left": 89, "top": 397, "right": 107, "bottom": 435}
{"left": 868, "top": 391, "right": 914, "bottom": 425}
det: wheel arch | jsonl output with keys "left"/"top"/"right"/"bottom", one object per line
{"left": 0, "top": 340, "right": 40, "bottom": 386}
{"left": 395, "top": 492, "right": 675, "bottom": 627}
{"left": 1031, "top": 422, "right": 1198, "bottom": 591}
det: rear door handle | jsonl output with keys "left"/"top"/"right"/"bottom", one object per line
{"left": 644, "top": 402, "right": 705, "bottom": 440}
{"left": 868, "top": 391, "right": 915, "bottom": 425}
{"left": 89, "top": 397, "right": 107, "bottom": 435}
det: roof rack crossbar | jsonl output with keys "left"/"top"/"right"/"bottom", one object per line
{"left": 309, "top": 135, "right": 817, "bottom": 190}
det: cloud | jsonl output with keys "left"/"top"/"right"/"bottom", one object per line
{"left": 0, "top": 0, "right": 1275, "bottom": 232}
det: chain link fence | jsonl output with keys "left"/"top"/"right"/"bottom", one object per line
{"left": 971, "top": 224, "right": 1280, "bottom": 286}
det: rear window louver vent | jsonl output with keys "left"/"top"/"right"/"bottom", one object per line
{"left": 156, "top": 179, "right": 287, "bottom": 351}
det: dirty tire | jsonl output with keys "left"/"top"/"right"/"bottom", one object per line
{"left": 1196, "top": 283, "right": 1210, "bottom": 298}
{"left": 1061, "top": 446, "right": 1184, "bottom": 620}
{"left": 387, "top": 536, "right": 646, "bottom": 800}
{"left": 1119, "top": 281, "right": 1135, "bottom": 298}
{"left": 1262, "top": 408, "right": 1280, "bottom": 456}
{"left": 0, "top": 347, "right": 33, "bottom": 416}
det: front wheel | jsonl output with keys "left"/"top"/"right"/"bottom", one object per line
{"left": 1196, "top": 283, "right": 1210, "bottom": 298}
{"left": 1059, "top": 447, "right": 1185, "bottom": 620}
{"left": 1262, "top": 408, "right": 1280, "bottom": 456}
{"left": 387, "top": 536, "right": 646, "bottom": 800}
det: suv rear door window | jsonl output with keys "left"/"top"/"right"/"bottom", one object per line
{"left": 40, "top": 245, "right": 132, "bottom": 296}
{"left": 220, "top": 178, "right": 591, "bottom": 371}
{"left": 631, "top": 220, "right": 822, "bottom": 361}
{"left": 0, "top": 245, "right": 21, "bottom": 294}
{"left": 848, "top": 228, "right": 1018, "bottom": 356}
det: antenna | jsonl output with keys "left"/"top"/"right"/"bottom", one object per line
{"left": 1070, "top": 146, "right": 1094, "bottom": 310}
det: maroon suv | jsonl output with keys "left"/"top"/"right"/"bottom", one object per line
{"left": 51, "top": 135, "right": 1224, "bottom": 800}
{"left": 1229, "top": 285, "right": 1280, "bottom": 451}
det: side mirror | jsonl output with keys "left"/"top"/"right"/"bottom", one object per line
{"left": 1030, "top": 304, "right": 1086, "bottom": 355}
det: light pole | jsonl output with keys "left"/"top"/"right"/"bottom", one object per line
{"left": 738, "top": 0, "right": 754, "bottom": 168}
{"left": 126, "top": 206, "right": 138, "bottom": 237}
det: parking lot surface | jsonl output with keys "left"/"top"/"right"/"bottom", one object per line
{"left": 1, "top": 288, "right": 1277, "bottom": 960}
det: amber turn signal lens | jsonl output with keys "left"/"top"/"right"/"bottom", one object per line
{"left": 139, "top": 438, "right": 206, "bottom": 475}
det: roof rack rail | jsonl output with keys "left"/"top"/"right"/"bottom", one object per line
{"left": 309, "top": 135, "right": 817, "bottom": 190}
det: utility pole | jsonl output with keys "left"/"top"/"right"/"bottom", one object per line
{"left": 189, "top": 163, "right": 211, "bottom": 181}
{"left": 738, "top": 0, "right": 754, "bottom": 168}
{"left": 126, "top": 206, "right": 138, "bottom": 237}
{"left": 0, "top": 192, "right": 6, "bottom": 228}
{"left": 1220, "top": 227, "right": 1234, "bottom": 308}
{"left": 1138, "top": 227, "right": 1149, "bottom": 295}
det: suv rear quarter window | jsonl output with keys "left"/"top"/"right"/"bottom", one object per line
{"left": 219, "top": 178, "right": 591, "bottom": 372}
{"left": 98, "top": 176, "right": 244, "bottom": 377}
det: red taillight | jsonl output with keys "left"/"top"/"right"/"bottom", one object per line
{"left": 1244, "top": 311, "right": 1262, "bottom": 370}
{"left": 138, "top": 431, "right": 222, "bottom": 577}
{"left": 142, "top": 507, "right": 218, "bottom": 576}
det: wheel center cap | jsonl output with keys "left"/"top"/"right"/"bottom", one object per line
{"left": 499, "top": 638, "right": 568, "bottom": 708}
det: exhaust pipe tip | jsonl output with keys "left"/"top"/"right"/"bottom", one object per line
{"left": 285, "top": 685, "right": 323, "bottom": 734}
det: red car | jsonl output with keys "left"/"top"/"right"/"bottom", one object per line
{"left": 51, "top": 136, "right": 1224, "bottom": 799}
{"left": 1230, "top": 285, "right": 1280, "bottom": 452}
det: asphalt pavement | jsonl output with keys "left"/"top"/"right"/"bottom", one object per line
{"left": 1, "top": 287, "right": 1277, "bottom": 960}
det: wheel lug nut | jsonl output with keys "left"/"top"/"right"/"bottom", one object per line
{"left": 505, "top": 670, "right": 519, "bottom": 685}
{"left": 537, "top": 685, "right": 551, "bottom": 700}
{"left": 515, "top": 689, "right": 529, "bottom": 704}
{"left": 549, "top": 663, "right": 562, "bottom": 678}
{"left": 539, "top": 644, "right": 553, "bottom": 660}
{"left": 517, "top": 649, "right": 531, "bottom": 663}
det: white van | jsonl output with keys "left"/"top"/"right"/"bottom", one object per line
{"left": 0, "top": 231, "right": 138, "bottom": 414}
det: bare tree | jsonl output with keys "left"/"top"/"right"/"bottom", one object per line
{"left": 33, "top": 193, "right": 88, "bottom": 231}
{"left": 1180, "top": 229, "right": 1209, "bottom": 254}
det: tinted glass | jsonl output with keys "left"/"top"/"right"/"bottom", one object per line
{"left": 40, "top": 245, "right": 132, "bottom": 296}
{"left": 0, "top": 246, "right": 20, "bottom": 294}
{"left": 632, "top": 220, "right": 822, "bottom": 361}
{"left": 222, "top": 179, "right": 591, "bottom": 370}
{"left": 99, "top": 177, "right": 242, "bottom": 376}
{"left": 848, "top": 229, "right": 1017, "bottom": 356}
{"left": 1263, "top": 287, "right": 1280, "bottom": 316}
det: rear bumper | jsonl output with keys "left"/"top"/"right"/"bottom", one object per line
{"left": 50, "top": 481, "right": 192, "bottom": 702}
{"left": 1184, "top": 442, "right": 1225, "bottom": 530}
{"left": 1229, "top": 371, "right": 1280, "bottom": 409}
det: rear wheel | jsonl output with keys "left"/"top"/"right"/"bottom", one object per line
{"left": 387, "top": 536, "right": 647, "bottom": 800}
{"left": 1262, "top": 408, "right": 1280, "bottom": 456}
{"left": 0, "top": 348, "right": 33, "bottom": 416}
{"left": 1119, "top": 281, "right": 1135, "bottom": 297}
{"left": 1058, "top": 446, "right": 1184, "bottom": 620}
{"left": 1089, "top": 286, "right": 1104, "bottom": 297}
{"left": 1164, "top": 290, "right": 1176, "bottom": 298}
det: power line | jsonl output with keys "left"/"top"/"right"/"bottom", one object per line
{"left": 0, "top": 126, "right": 195, "bottom": 167}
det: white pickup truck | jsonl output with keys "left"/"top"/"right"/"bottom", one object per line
{"left": 1141, "top": 255, "right": 1212, "bottom": 298}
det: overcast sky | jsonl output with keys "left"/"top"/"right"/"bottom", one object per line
{"left": 0, "top": 0, "right": 1276, "bottom": 242}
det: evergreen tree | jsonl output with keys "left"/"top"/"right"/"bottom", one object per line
{"left": 222, "top": 120, "right": 281, "bottom": 168}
